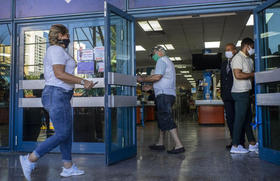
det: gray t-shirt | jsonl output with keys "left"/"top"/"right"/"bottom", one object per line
{"left": 231, "top": 51, "right": 254, "bottom": 93}
{"left": 153, "top": 56, "right": 176, "bottom": 97}
{"left": 44, "top": 45, "right": 76, "bottom": 90}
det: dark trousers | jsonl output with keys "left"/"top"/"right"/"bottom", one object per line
{"left": 224, "top": 100, "right": 245, "bottom": 145}
{"left": 156, "top": 94, "right": 177, "bottom": 131}
{"left": 232, "top": 92, "right": 256, "bottom": 146}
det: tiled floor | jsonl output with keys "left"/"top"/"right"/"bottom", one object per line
{"left": 1, "top": 117, "right": 280, "bottom": 181}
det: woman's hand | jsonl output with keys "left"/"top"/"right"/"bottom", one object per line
{"left": 83, "top": 80, "right": 94, "bottom": 90}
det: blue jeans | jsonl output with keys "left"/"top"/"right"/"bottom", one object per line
{"left": 34, "top": 85, "right": 73, "bottom": 163}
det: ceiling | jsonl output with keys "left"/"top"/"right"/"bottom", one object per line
{"left": 135, "top": 11, "right": 254, "bottom": 88}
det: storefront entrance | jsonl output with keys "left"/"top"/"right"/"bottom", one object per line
{"left": 14, "top": 2, "right": 137, "bottom": 165}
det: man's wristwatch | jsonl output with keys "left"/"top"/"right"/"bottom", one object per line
{"left": 80, "top": 79, "right": 85, "bottom": 85}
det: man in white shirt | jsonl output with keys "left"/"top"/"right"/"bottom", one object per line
{"left": 137, "top": 46, "right": 185, "bottom": 154}
{"left": 230, "top": 38, "right": 258, "bottom": 154}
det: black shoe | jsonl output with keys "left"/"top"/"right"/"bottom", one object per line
{"left": 226, "top": 144, "right": 232, "bottom": 149}
{"left": 167, "top": 147, "right": 185, "bottom": 154}
{"left": 149, "top": 144, "right": 165, "bottom": 151}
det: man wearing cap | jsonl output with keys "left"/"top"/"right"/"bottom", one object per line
{"left": 137, "top": 46, "right": 185, "bottom": 154}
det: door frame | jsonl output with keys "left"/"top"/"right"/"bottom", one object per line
{"left": 253, "top": 0, "right": 280, "bottom": 165}
{"left": 104, "top": 2, "right": 137, "bottom": 165}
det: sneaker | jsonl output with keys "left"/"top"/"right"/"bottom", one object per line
{"left": 230, "top": 145, "right": 249, "bottom": 154}
{"left": 60, "top": 164, "right": 85, "bottom": 177}
{"left": 249, "top": 143, "right": 259, "bottom": 152}
{"left": 19, "top": 155, "right": 36, "bottom": 181}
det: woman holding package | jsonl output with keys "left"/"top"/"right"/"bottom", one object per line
{"left": 19, "top": 24, "right": 95, "bottom": 180}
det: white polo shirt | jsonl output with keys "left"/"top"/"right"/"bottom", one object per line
{"left": 231, "top": 51, "right": 254, "bottom": 93}
{"left": 44, "top": 45, "right": 76, "bottom": 90}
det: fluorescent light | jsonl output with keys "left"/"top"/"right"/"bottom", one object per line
{"left": 170, "top": 57, "right": 175, "bottom": 61}
{"left": 187, "top": 78, "right": 194, "bottom": 81}
{"left": 180, "top": 71, "right": 189, "bottom": 74}
{"left": 138, "top": 21, "right": 153, "bottom": 31}
{"left": 174, "top": 64, "right": 187, "bottom": 69}
{"left": 184, "top": 75, "right": 192, "bottom": 78}
{"left": 148, "top": 20, "right": 163, "bottom": 31}
{"left": 266, "top": 13, "right": 273, "bottom": 23}
{"left": 136, "top": 45, "right": 146, "bottom": 51}
{"left": 142, "top": 72, "right": 147, "bottom": 75}
{"left": 246, "top": 14, "right": 254, "bottom": 26}
{"left": 205, "top": 41, "right": 220, "bottom": 48}
{"left": 236, "top": 40, "right": 242, "bottom": 47}
{"left": 165, "top": 44, "right": 175, "bottom": 50}
{"left": 175, "top": 57, "right": 182, "bottom": 61}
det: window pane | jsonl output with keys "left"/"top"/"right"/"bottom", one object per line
{"left": 0, "top": 24, "right": 11, "bottom": 147}
{"left": 260, "top": 2, "right": 280, "bottom": 71}
{"left": 262, "top": 106, "right": 280, "bottom": 151}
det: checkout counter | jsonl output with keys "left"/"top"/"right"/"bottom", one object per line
{"left": 195, "top": 100, "right": 224, "bottom": 124}
{"left": 194, "top": 71, "right": 225, "bottom": 124}
{"left": 137, "top": 101, "right": 155, "bottom": 125}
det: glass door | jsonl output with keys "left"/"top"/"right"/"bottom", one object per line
{"left": 104, "top": 2, "right": 137, "bottom": 165}
{"left": 15, "top": 19, "right": 107, "bottom": 153}
{"left": 254, "top": 0, "right": 280, "bottom": 165}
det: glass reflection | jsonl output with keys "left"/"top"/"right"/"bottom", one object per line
{"left": 0, "top": 24, "right": 11, "bottom": 147}
{"left": 260, "top": 2, "right": 280, "bottom": 71}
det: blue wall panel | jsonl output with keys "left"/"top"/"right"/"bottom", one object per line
{"left": 16, "top": 0, "right": 124, "bottom": 18}
{"left": 129, "top": 0, "right": 258, "bottom": 9}
{"left": 0, "top": 0, "right": 12, "bottom": 19}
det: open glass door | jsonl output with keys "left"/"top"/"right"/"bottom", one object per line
{"left": 254, "top": 0, "right": 280, "bottom": 165}
{"left": 104, "top": 2, "right": 137, "bottom": 165}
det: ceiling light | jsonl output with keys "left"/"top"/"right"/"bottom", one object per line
{"left": 170, "top": 57, "right": 175, "bottom": 61}
{"left": 142, "top": 72, "right": 147, "bottom": 75}
{"left": 187, "top": 78, "right": 194, "bottom": 81}
{"left": 136, "top": 45, "right": 146, "bottom": 51}
{"left": 184, "top": 75, "right": 192, "bottom": 78}
{"left": 180, "top": 71, "right": 189, "bottom": 74}
{"left": 205, "top": 41, "right": 220, "bottom": 48}
{"left": 246, "top": 14, "right": 254, "bottom": 26}
{"left": 165, "top": 44, "right": 175, "bottom": 50}
{"left": 174, "top": 64, "right": 187, "bottom": 69}
{"left": 148, "top": 20, "right": 163, "bottom": 31}
{"left": 138, "top": 21, "right": 153, "bottom": 31}
{"left": 236, "top": 40, "right": 242, "bottom": 47}
{"left": 175, "top": 57, "right": 182, "bottom": 61}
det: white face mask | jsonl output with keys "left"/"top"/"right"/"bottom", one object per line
{"left": 248, "top": 47, "right": 255, "bottom": 56}
{"left": 225, "top": 51, "right": 233, "bottom": 59}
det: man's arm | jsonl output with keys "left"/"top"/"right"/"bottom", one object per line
{"left": 137, "top": 74, "right": 162, "bottom": 83}
{"left": 233, "top": 69, "right": 254, "bottom": 80}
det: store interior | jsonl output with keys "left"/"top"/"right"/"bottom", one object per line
{"left": 135, "top": 11, "right": 254, "bottom": 125}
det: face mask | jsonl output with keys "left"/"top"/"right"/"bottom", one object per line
{"left": 152, "top": 54, "right": 160, "bottom": 62}
{"left": 58, "top": 39, "right": 70, "bottom": 48}
{"left": 248, "top": 47, "right": 255, "bottom": 56}
{"left": 225, "top": 51, "right": 233, "bottom": 59}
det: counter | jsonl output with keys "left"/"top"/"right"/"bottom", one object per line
{"left": 195, "top": 100, "right": 224, "bottom": 124}
{"left": 136, "top": 102, "right": 155, "bottom": 124}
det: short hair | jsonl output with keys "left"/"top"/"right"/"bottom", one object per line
{"left": 226, "top": 43, "right": 236, "bottom": 50}
{"left": 241, "top": 37, "right": 254, "bottom": 49}
{"left": 150, "top": 45, "right": 166, "bottom": 58}
{"left": 49, "top": 24, "right": 69, "bottom": 45}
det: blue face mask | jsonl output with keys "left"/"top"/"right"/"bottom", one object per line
{"left": 152, "top": 54, "right": 160, "bottom": 62}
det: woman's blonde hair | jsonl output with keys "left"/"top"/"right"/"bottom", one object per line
{"left": 48, "top": 24, "right": 69, "bottom": 45}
